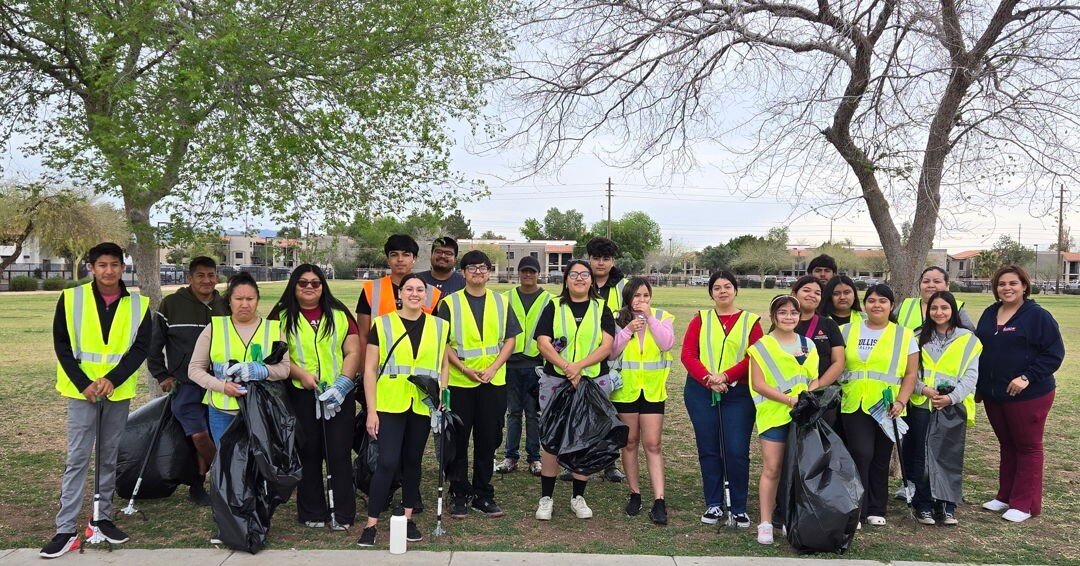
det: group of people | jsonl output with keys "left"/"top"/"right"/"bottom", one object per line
{"left": 41, "top": 238, "right": 1063, "bottom": 558}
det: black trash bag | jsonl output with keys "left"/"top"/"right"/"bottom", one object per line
{"left": 926, "top": 403, "right": 967, "bottom": 505}
{"left": 539, "top": 378, "right": 575, "bottom": 456}
{"left": 209, "top": 381, "right": 301, "bottom": 554}
{"left": 116, "top": 395, "right": 198, "bottom": 499}
{"left": 352, "top": 428, "right": 387, "bottom": 496}
{"left": 542, "top": 378, "right": 628, "bottom": 475}
{"left": 434, "top": 407, "right": 464, "bottom": 481}
{"left": 781, "top": 386, "right": 863, "bottom": 555}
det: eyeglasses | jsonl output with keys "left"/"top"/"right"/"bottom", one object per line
{"left": 465, "top": 265, "right": 490, "bottom": 273}
{"left": 566, "top": 271, "right": 591, "bottom": 280}
{"left": 297, "top": 280, "right": 322, "bottom": 289}
{"left": 432, "top": 250, "right": 456, "bottom": 257}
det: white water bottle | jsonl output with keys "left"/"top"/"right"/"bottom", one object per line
{"left": 389, "top": 506, "right": 407, "bottom": 554}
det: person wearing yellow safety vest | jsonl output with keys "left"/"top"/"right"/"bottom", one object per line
{"left": 609, "top": 277, "right": 675, "bottom": 525}
{"left": 820, "top": 275, "right": 864, "bottom": 326}
{"left": 748, "top": 295, "right": 826, "bottom": 545}
{"left": 679, "top": 270, "right": 763, "bottom": 528}
{"left": 357, "top": 274, "right": 450, "bottom": 547}
{"left": 534, "top": 259, "right": 617, "bottom": 521}
{"left": 355, "top": 235, "right": 441, "bottom": 367}
{"left": 838, "top": 284, "right": 919, "bottom": 527}
{"left": 906, "top": 291, "right": 981, "bottom": 527}
{"left": 188, "top": 273, "right": 291, "bottom": 445}
{"left": 585, "top": 236, "right": 627, "bottom": 483}
{"left": 269, "top": 265, "right": 362, "bottom": 530}
{"left": 497, "top": 255, "right": 553, "bottom": 477}
{"left": 438, "top": 250, "right": 520, "bottom": 519}
{"left": 42, "top": 243, "right": 153, "bottom": 559}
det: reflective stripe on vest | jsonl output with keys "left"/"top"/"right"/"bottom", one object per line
{"left": 602, "top": 279, "right": 626, "bottom": 314}
{"left": 375, "top": 312, "right": 448, "bottom": 415}
{"left": 206, "top": 317, "right": 278, "bottom": 411}
{"left": 916, "top": 331, "right": 981, "bottom": 426}
{"left": 697, "top": 309, "right": 758, "bottom": 374}
{"left": 56, "top": 283, "right": 148, "bottom": 401}
{"left": 448, "top": 292, "right": 506, "bottom": 358}
{"left": 839, "top": 321, "right": 913, "bottom": 415}
{"left": 552, "top": 298, "right": 603, "bottom": 378}
{"left": 507, "top": 288, "right": 552, "bottom": 358}
{"left": 610, "top": 308, "right": 674, "bottom": 403}
{"left": 447, "top": 290, "right": 509, "bottom": 387}
{"left": 288, "top": 309, "right": 349, "bottom": 388}
{"left": 747, "top": 335, "right": 818, "bottom": 432}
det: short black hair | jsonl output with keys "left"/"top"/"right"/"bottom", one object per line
{"left": 586, "top": 237, "right": 619, "bottom": 258}
{"left": 384, "top": 234, "right": 419, "bottom": 256}
{"left": 87, "top": 242, "right": 125, "bottom": 265}
{"left": 188, "top": 256, "right": 217, "bottom": 274}
{"left": 431, "top": 236, "right": 459, "bottom": 256}
{"left": 707, "top": 270, "right": 739, "bottom": 296}
{"left": 459, "top": 250, "right": 492, "bottom": 269}
{"left": 807, "top": 254, "right": 838, "bottom": 273}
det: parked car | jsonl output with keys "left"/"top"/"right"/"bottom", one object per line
{"left": 690, "top": 276, "right": 708, "bottom": 286}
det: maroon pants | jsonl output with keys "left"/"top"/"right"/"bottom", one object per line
{"left": 983, "top": 390, "right": 1055, "bottom": 516}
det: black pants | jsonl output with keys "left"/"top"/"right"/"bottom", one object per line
{"left": 449, "top": 383, "right": 507, "bottom": 501}
{"left": 904, "top": 405, "right": 933, "bottom": 512}
{"left": 841, "top": 410, "right": 894, "bottom": 518}
{"left": 287, "top": 385, "right": 357, "bottom": 525}
{"left": 368, "top": 410, "right": 430, "bottom": 518}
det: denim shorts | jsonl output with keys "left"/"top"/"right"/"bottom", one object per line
{"left": 759, "top": 424, "right": 789, "bottom": 442}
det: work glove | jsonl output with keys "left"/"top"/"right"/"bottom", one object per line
{"left": 317, "top": 375, "right": 355, "bottom": 420}
{"left": 226, "top": 361, "right": 270, "bottom": 382}
{"left": 212, "top": 362, "right": 229, "bottom": 381}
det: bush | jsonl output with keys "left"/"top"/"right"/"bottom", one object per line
{"left": 764, "top": 277, "right": 776, "bottom": 289}
{"left": 1030, "top": 285, "right": 1041, "bottom": 295}
{"left": 9, "top": 276, "right": 39, "bottom": 291}
{"left": 854, "top": 279, "right": 868, "bottom": 290}
{"left": 736, "top": 278, "right": 752, "bottom": 289}
{"left": 43, "top": 277, "right": 69, "bottom": 291}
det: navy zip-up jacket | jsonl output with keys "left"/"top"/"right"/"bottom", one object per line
{"left": 975, "top": 299, "right": 1063, "bottom": 403}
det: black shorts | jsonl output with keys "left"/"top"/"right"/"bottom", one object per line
{"left": 611, "top": 392, "right": 665, "bottom": 415}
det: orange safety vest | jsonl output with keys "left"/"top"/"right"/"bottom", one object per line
{"left": 361, "top": 275, "right": 441, "bottom": 322}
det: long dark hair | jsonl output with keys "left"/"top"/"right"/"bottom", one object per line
{"left": 819, "top": 275, "right": 862, "bottom": 317}
{"left": 864, "top": 283, "right": 899, "bottom": 323}
{"left": 559, "top": 259, "right": 601, "bottom": 304}
{"left": 224, "top": 272, "right": 259, "bottom": 315}
{"left": 616, "top": 277, "right": 651, "bottom": 327}
{"left": 270, "top": 264, "right": 356, "bottom": 339}
{"left": 917, "top": 291, "right": 962, "bottom": 347}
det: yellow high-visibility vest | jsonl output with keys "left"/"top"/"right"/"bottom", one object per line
{"left": 286, "top": 308, "right": 350, "bottom": 389}
{"left": 206, "top": 316, "right": 279, "bottom": 411}
{"left": 839, "top": 321, "right": 914, "bottom": 415}
{"left": 506, "top": 287, "right": 552, "bottom": 359}
{"left": 446, "top": 290, "right": 509, "bottom": 388}
{"left": 915, "top": 330, "right": 981, "bottom": 426}
{"left": 55, "top": 283, "right": 149, "bottom": 401}
{"left": 601, "top": 279, "right": 627, "bottom": 314}
{"left": 696, "top": 309, "right": 760, "bottom": 376}
{"left": 373, "top": 312, "right": 448, "bottom": 415}
{"left": 897, "top": 297, "right": 966, "bottom": 330}
{"left": 610, "top": 308, "right": 674, "bottom": 403}
{"left": 551, "top": 298, "right": 604, "bottom": 378}
{"left": 748, "top": 334, "right": 819, "bottom": 432}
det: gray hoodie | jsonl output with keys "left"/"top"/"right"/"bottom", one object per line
{"left": 915, "top": 327, "right": 979, "bottom": 408}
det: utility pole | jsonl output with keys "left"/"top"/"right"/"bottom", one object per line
{"left": 606, "top": 177, "right": 613, "bottom": 239}
{"left": 1018, "top": 224, "right": 1022, "bottom": 242}
{"left": 1057, "top": 183, "right": 1065, "bottom": 293}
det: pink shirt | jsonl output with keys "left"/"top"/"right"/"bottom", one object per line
{"left": 610, "top": 312, "right": 675, "bottom": 358}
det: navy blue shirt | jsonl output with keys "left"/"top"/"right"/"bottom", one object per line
{"left": 974, "top": 299, "right": 1063, "bottom": 403}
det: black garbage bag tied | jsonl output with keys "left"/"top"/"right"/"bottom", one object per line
{"left": 926, "top": 404, "right": 967, "bottom": 505}
{"left": 780, "top": 386, "right": 863, "bottom": 555}
{"left": 540, "top": 378, "right": 628, "bottom": 476}
{"left": 209, "top": 381, "right": 301, "bottom": 554}
{"left": 116, "top": 395, "right": 198, "bottom": 499}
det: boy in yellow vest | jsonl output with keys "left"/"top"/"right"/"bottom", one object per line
{"left": 437, "top": 250, "right": 520, "bottom": 518}
{"left": 42, "top": 243, "right": 152, "bottom": 558}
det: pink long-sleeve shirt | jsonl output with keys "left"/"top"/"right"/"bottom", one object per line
{"left": 610, "top": 313, "right": 676, "bottom": 358}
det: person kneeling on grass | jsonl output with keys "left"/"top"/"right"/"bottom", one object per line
{"left": 41, "top": 243, "right": 152, "bottom": 559}
{"left": 748, "top": 295, "right": 826, "bottom": 544}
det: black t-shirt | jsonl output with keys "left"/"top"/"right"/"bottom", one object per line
{"left": 436, "top": 291, "right": 522, "bottom": 342}
{"left": 416, "top": 270, "right": 467, "bottom": 298}
{"left": 795, "top": 315, "right": 845, "bottom": 377}
{"left": 354, "top": 283, "right": 400, "bottom": 316}
{"left": 534, "top": 298, "right": 617, "bottom": 376}
{"left": 367, "top": 313, "right": 433, "bottom": 359}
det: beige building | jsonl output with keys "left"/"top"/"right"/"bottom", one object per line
{"left": 458, "top": 239, "right": 578, "bottom": 281}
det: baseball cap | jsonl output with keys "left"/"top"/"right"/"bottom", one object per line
{"left": 517, "top": 256, "right": 541, "bottom": 272}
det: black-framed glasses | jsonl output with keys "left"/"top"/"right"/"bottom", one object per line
{"left": 465, "top": 265, "right": 490, "bottom": 273}
{"left": 432, "top": 250, "right": 456, "bottom": 257}
{"left": 566, "top": 271, "right": 591, "bottom": 280}
{"left": 297, "top": 280, "right": 322, "bottom": 289}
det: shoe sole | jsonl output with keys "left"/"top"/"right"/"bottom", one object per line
{"left": 39, "top": 537, "right": 79, "bottom": 559}
{"left": 475, "top": 509, "right": 506, "bottom": 518}
{"left": 700, "top": 517, "right": 719, "bottom": 525}
{"left": 356, "top": 541, "right": 375, "bottom": 547}
{"left": 575, "top": 513, "right": 593, "bottom": 519}
{"left": 406, "top": 536, "right": 423, "bottom": 542}
{"left": 535, "top": 514, "right": 552, "bottom": 520}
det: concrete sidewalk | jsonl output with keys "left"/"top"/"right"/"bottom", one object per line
{"left": 0, "top": 549, "right": 1036, "bottom": 566}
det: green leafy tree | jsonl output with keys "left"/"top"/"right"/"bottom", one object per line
{"left": 0, "top": 183, "right": 75, "bottom": 276}
{"left": 811, "top": 240, "right": 861, "bottom": 275}
{"left": 697, "top": 244, "right": 735, "bottom": 272}
{"left": 520, "top": 208, "right": 586, "bottom": 240}
{"left": 0, "top": 0, "right": 509, "bottom": 305}
{"left": 276, "top": 227, "right": 301, "bottom": 240}
{"left": 479, "top": 230, "right": 506, "bottom": 240}
{"left": 991, "top": 235, "right": 1035, "bottom": 268}
{"left": 972, "top": 250, "right": 1000, "bottom": 279}
{"left": 441, "top": 209, "right": 475, "bottom": 240}
{"left": 577, "top": 211, "right": 663, "bottom": 275}
{"left": 732, "top": 228, "right": 790, "bottom": 288}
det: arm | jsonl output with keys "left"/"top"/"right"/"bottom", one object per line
{"left": 146, "top": 308, "right": 170, "bottom": 382}
{"left": 947, "top": 355, "right": 979, "bottom": 406}
{"left": 341, "top": 334, "right": 362, "bottom": 379}
{"left": 53, "top": 298, "right": 93, "bottom": 393}
{"left": 648, "top": 315, "right": 676, "bottom": 351}
{"left": 537, "top": 336, "right": 564, "bottom": 371}
{"left": 439, "top": 346, "right": 450, "bottom": 391}
{"left": 482, "top": 337, "right": 515, "bottom": 382}
{"left": 187, "top": 327, "right": 223, "bottom": 393}
{"left": 357, "top": 313, "right": 371, "bottom": 368}
{"left": 102, "top": 307, "right": 153, "bottom": 388}
{"left": 289, "top": 361, "right": 319, "bottom": 390}
{"left": 891, "top": 350, "right": 920, "bottom": 417}
{"left": 750, "top": 357, "right": 795, "bottom": 407}
{"left": 363, "top": 343, "right": 380, "bottom": 438}
{"left": 610, "top": 325, "right": 634, "bottom": 359}
{"left": 680, "top": 315, "right": 711, "bottom": 387}
{"left": 1023, "top": 310, "right": 1065, "bottom": 383}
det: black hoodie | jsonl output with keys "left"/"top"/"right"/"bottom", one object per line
{"left": 974, "top": 299, "right": 1063, "bottom": 403}
{"left": 148, "top": 286, "right": 227, "bottom": 385}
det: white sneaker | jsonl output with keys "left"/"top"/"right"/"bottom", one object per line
{"left": 982, "top": 499, "right": 1010, "bottom": 512}
{"left": 570, "top": 495, "right": 593, "bottom": 519}
{"left": 535, "top": 496, "right": 554, "bottom": 520}
{"left": 756, "top": 523, "right": 774, "bottom": 544}
{"left": 1002, "top": 509, "right": 1032, "bottom": 523}
{"left": 866, "top": 515, "right": 887, "bottom": 526}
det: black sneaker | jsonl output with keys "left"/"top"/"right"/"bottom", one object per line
{"left": 188, "top": 482, "right": 211, "bottom": 506}
{"left": 603, "top": 465, "right": 626, "bottom": 483}
{"left": 916, "top": 510, "right": 936, "bottom": 525}
{"left": 471, "top": 497, "right": 505, "bottom": 518}
{"left": 649, "top": 498, "right": 669, "bottom": 525}
{"left": 732, "top": 513, "right": 751, "bottom": 528}
{"left": 356, "top": 526, "right": 377, "bottom": 547}
{"left": 92, "top": 520, "right": 129, "bottom": 544}
{"left": 625, "top": 492, "right": 642, "bottom": 517}
{"left": 700, "top": 505, "right": 723, "bottom": 525}
{"left": 406, "top": 520, "right": 423, "bottom": 542}
{"left": 450, "top": 496, "right": 469, "bottom": 519}
{"left": 39, "top": 533, "right": 79, "bottom": 559}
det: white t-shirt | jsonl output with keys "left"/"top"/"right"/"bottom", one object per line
{"left": 856, "top": 322, "right": 919, "bottom": 362}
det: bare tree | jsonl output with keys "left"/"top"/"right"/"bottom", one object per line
{"left": 501, "top": 0, "right": 1080, "bottom": 297}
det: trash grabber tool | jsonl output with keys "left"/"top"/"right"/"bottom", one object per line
{"left": 121, "top": 391, "right": 172, "bottom": 519}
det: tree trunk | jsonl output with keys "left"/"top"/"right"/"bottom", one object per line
{"left": 0, "top": 219, "right": 32, "bottom": 277}
{"left": 123, "top": 199, "right": 164, "bottom": 400}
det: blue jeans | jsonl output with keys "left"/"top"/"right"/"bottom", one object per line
{"left": 504, "top": 366, "right": 541, "bottom": 462}
{"left": 905, "top": 405, "right": 934, "bottom": 512}
{"left": 684, "top": 377, "right": 755, "bottom": 513}
{"left": 208, "top": 406, "right": 238, "bottom": 447}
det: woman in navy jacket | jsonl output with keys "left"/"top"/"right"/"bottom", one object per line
{"left": 975, "top": 265, "right": 1064, "bottom": 523}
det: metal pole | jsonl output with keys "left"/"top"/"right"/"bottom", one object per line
{"left": 1057, "top": 183, "right": 1064, "bottom": 293}
{"left": 606, "top": 178, "right": 613, "bottom": 239}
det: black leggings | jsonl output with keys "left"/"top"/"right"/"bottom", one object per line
{"left": 287, "top": 385, "right": 356, "bottom": 525}
{"left": 841, "top": 410, "right": 894, "bottom": 518}
{"left": 367, "top": 410, "right": 430, "bottom": 518}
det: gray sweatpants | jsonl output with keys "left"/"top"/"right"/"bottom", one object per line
{"left": 56, "top": 398, "right": 130, "bottom": 533}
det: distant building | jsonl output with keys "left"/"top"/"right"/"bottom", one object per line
{"left": 457, "top": 239, "right": 577, "bottom": 281}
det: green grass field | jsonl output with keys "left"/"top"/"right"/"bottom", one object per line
{"left": 1, "top": 283, "right": 1076, "bottom": 564}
